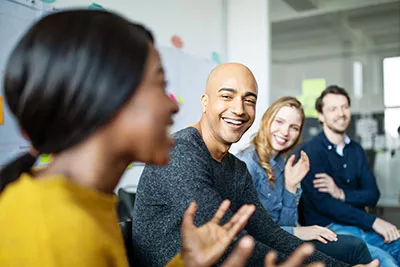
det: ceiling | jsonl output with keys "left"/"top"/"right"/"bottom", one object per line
{"left": 270, "top": 0, "right": 400, "bottom": 62}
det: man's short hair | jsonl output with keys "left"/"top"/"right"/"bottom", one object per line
{"left": 315, "top": 85, "right": 351, "bottom": 113}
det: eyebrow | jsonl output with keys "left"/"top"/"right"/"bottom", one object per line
{"left": 275, "top": 116, "right": 301, "bottom": 127}
{"left": 218, "top": 88, "right": 258, "bottom": 99}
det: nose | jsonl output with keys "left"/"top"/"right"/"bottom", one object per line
{"left": 281, "top": 125, "right": 289, "bottom": 136}
{"left": 337, "top": 107, "right": 344, "bottom": 117}
{"left": 169, "top": 96, "right": 179, "bottom": 114}
{"left": 231, "top": 97, "right": 245, "bottom": 116}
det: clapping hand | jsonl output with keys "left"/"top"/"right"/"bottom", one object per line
{"left": 284, "top": 151, "right": 310, "bottom": 194}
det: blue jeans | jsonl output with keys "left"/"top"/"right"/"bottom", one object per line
{"left": 328, "top": 223, "right": 400, "bottom": 267}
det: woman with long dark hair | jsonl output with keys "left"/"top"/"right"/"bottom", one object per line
{"left": 0, "top": 10, "right": 255, "bottom": 267}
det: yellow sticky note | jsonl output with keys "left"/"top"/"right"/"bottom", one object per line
{"left": 127, "top": 163, "right": 133, "bottom": 169}
{"left": 302, "top": 78, "right": 326, "bottom": 97}
{"left": 0, "top": 96, "right": 3, "bottom": 125}
{"left": 299, "top": 78, "right": 326, "bottom": 118}
{"left": 40, "top": 154, "right": 51, "bottom": 163}
{"left": 177, "top": 95, "right": 184, "bottom": 104}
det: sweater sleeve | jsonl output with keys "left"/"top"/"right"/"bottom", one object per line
{"left": 342, "top": 147, "right": 380, "bottom": 207}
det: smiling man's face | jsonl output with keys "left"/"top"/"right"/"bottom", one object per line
{"left": 201, "top": 63, "right": 258, "bottom": 146}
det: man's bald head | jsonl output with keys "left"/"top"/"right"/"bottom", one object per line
{"left": 205, "top": 63, "right": 258, "bottom": 95}
{"left": 197, "top": 63, "right": 258, "bottom": 151}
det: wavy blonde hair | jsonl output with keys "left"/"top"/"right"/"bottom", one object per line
{"left": 252, "top": 96, "right": 305, "bottom": 185}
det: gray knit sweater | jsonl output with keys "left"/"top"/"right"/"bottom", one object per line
{"left": 131, "top": 127, "right": 349, "bottom": 267}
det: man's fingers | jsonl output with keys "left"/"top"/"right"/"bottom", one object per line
{"left": 388, "top": 228, "right": 399, "bottom": 242}
{"left": 211, "top": 200, "right": 231, "bottom": 224}
{"left": 313, "top": 177, "right": 328, "bottom": 183}
{"left": 394, "top": 229, "right": 400, "bottom": 240}
{"left": 221, "top": 236, "right": 255, "bottom": 267}
{"left": 280, "top": 243, "right": 316, "bottom": 267}
{"left": 383, "top": 231, "right": 391, "bottom": 243}
{"left": 313, "top": 181, "right": 327, "bottom": 187}
{"left": 314, "top": 173, "right": 327, "bottom": 178}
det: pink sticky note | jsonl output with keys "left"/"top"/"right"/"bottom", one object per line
{"left": 169, "top": 93, "right": 177, "bottom": 103}
{"left": 171, "top": 35, "right": 184, "bottom": 49}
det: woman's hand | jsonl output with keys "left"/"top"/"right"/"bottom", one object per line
{"left": 284, "top": 151, "right": 310, "bottom": 193}
{"left": 293, "top": 226, "right": 338, "bottom": 244}
{"left": 180, "top": 200, "right": 255, "bottom": 267}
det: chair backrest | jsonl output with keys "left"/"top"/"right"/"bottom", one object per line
{"left": 116, "top": 188, "right": 136, "bottom": 267}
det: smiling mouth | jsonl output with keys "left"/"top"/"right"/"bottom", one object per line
{"left": 222, "top": 118, "right": 246, "bottom": 126}
{"left": 273, "top": 135, "right": 287, "bottom": 146}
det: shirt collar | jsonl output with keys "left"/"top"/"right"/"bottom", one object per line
{"left": 319, "top": 131, "right": 351, "bottom": 151}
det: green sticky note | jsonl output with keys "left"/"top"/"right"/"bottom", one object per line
{"left": 88, "top": 3, "right": 105, "bottom": 10}
{"left": 127, "top": 163, "right": 133, "bottom": 169}
{"left": 40, "top": 154, "right": 51, "bottom": 163}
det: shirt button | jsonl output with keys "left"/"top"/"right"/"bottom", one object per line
{"left": 328, "top": 145, "right": 332, "bottom": 150}
{"left": 346, "top": 179, "right": 350, "bottom": 183}
{"left": 343, "top": 164, "right": 347, "bottom": 168}
{"left": 279, "top": 202, "right": 283, "bottom": 207}
{"left": 267, "top": 193, "right": 271, "bottom": 197}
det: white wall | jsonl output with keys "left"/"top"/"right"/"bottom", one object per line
{"left": 50, "top": 0, "right": 228, "bottom": 191}
{"left": 226, "top": 0, "right": 271, "bottom": 154}
{"left": 270, "top": 43, "right": 395, "bottom": 113}
{"left": 53, "top": 0, "right": 226, "bottom": 60}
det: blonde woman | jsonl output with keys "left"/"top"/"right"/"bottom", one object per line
{"left": 237, "top": 96, "right": 373, "bottom": 265}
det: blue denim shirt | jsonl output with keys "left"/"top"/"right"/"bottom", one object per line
{"left": 236, "top": 146, "right": 302, "bottom": 234}
{"left": 299, "top": 131, "right": 380, "bottom": 231}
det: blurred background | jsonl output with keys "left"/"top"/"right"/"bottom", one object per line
{"left": 1, "top": 0, "right": 399, "bottom": 225}
{"left": 270, "top": 0, "right": 400, "bottom": 224}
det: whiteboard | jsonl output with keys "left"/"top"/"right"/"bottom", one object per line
{"left": 0, "top": 0, "right": 216, "bottom": 176}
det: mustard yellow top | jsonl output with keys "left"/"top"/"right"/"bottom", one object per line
{"left": 0, "top": 173, "right": 128, "bottom": 267}
{"left": 0, "top": 173, "right": 185, "bottom": 267}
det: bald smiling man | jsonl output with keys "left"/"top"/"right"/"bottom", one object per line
{"left": 131, "top": 63, "right": 351, "bottom": 267}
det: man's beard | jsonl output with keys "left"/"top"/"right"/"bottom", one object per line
{"left": 326, "top": 117, "right": 349, "bottom": 134}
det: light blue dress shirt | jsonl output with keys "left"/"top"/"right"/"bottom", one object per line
{"left": 236, "top": 145, "right": 302, "bottom": 234}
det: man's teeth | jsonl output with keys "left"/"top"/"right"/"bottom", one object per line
{"left": 224, "top": 118, "right": 243, "bottom": 125}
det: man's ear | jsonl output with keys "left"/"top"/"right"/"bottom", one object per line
{"left": 317, "top": 112, "right": 324, "bottom": 124}
{"left": 200, "top": 94, "right": 208, "bottom": 113}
